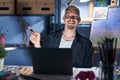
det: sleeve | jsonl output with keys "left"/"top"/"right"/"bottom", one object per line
{"left": 72, "top": 37, "right": 93, "bottom": 68}
{"left": 41, "top": 34, "right": 51, "bottom": 48}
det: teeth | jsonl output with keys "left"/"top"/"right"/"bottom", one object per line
{"left": 69, "top": 22, "right": 74, "bottom": 23}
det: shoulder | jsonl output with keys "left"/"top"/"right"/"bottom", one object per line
{"left": 48, "top": 29, "right": 63, "bottom": 37}
{"left": 76, "top": 31, "right": 92, "bottom": 45}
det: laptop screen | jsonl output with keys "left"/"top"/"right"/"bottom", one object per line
{"left": 30, "top": 48, "right": 73, "bottom": 75}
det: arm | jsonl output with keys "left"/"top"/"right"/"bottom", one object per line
{"left": 30, "top": 32, "right": 41, "bottom": 48}
{"left": 84, "top": 41, "right": 92, "bottom": 68}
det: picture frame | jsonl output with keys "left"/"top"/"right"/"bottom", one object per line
{"left": 93, "top": 7, "right": 108, "bottom": 20}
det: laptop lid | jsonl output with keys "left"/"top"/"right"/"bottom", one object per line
{"left": 30, "top": 48, "right": 73, "bottom": 75}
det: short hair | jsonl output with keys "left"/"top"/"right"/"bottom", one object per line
{"left": 65, "top": 5, "right": 80, "bottom": 16}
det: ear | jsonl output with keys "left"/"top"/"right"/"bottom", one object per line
{"left": 63, "top": 15, "right": 65, "bottom": 20}
{"left": 63, "top": 15, "right": 66, "bottom": 21}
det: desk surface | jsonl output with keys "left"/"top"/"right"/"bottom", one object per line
{"left": 3, "top": 65, "right": 33, "bottom": 75}
{"left": 2, "top": 65, "right": 120, "bottom": 80}
{"left": 2, "top": 65, "right": 100, "bottom": 80}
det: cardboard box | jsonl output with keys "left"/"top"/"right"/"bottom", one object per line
{"left": 37, "top": 0, "right": 54, "bottom": 3}
{"left": 16, "top": 0, "right": 37, "bottom": 15}
{"left": 36, "top": 0, "right": 55, "bottom": 14}
{"left": 16, "top": 0, "right": 55, "bottom": 15}
{"left": 0, "top": 0, "right": 14, "bottom": 14}
{"left": 111, "top": 0, "right": 117, "bottom": 6}
{"left": 36, "top": 2, "right": 55, "bottom": 14}
{"left": 0, "top": 0, "right": 14, "bottom": 3}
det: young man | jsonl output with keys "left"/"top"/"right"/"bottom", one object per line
{"left": 30, "top": 5, "right": 92, "bottom": 68}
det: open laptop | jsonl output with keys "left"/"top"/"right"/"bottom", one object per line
{"left": 30, "top": 47, "right": 73, "bottom": 75}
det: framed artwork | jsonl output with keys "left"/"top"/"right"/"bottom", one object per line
{"left": 93, "top": 7, "right": 108, "bottom": 20}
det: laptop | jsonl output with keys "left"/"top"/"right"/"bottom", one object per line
{"left": 30, "top": 47, "right": 73, "bottom": 75}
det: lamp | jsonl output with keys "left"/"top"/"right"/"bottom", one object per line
{"left": 80, "top": 0, "right": 90, "bottom": 2}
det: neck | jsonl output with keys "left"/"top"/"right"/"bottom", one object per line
{"left": 63, "top": 28, "right": 76, "bottom": 36}
{"left": 62, "top": 29, "right": 76, "bottom": 41}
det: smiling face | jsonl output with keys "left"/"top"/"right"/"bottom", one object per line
{"left": 63, "top": 6, "right": 81, "bottom": 30}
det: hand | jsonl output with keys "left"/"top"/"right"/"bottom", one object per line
{"left": 30, "top": 32, "right": 41, "bottom": 47}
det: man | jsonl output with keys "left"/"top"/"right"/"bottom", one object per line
{"left": 30, "top": 5, "right": 92, "bottom": 68}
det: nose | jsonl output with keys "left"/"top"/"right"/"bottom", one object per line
{"left": 69, "top": 16, "right": 76, "bottom": 19}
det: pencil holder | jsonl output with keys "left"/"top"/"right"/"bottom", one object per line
{"left": 99, "top": 62, "right": 117, "bottom": 80}
{"left": 98, "top": 37, "right": 118, "bottom": 80}
{"left": 0, "top": 34, "right": 5, "bottom": 47}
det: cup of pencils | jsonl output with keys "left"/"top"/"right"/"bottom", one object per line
{"left": 0, "top": 33, "right": 5, "bottom": 47}
{"left": 98, "top": 37, "right": 117, "bottom": 80}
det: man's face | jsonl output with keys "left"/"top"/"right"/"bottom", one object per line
{"left": 63, "top": 10, "right": 81, "bottom": 30}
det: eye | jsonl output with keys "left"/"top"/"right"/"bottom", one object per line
{"left": 65, "top": 15, "right": 71, "bottom": 18}
{"left": 74, "top": 16, "right": 79, "bottom": 19}
{"left": 65, "top": 15, "right": 79, "bottom": 20}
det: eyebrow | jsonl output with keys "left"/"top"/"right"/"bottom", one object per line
{"left": 65, "top": 14, "right": 79, "bottom": 17}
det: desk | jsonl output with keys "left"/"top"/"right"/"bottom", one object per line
{"left": 3, "top": 65, "right": 33, "bottom": 75}
{"left": 0, "top": 65, "right": 32, "bottom": 80}
{"left": 2, "top": 65, "right": 120, "bottom": 80}
{"left": 2, "top": 65, "right": 100, "bottom": 80}
{"left": 22, "top": 67, "right": 100, "bottom": 80}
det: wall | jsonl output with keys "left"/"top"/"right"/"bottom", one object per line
{"left": 0, "top": 0, "right": 91, "bottom": 46}
{"left": 0, "top": 16, "right": 49, "bottom": 46}
{"left": 3, "top": 0, "right": 110, "bottom": 66}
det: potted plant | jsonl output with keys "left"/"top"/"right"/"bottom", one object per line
{"left": 0, "top": 44, "right": 8, "bottom": 71}
{"left": 96, "top": 0, "right": 107, "bottom": 7}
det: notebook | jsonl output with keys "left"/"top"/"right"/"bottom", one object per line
{"left": 30, "top": 48, "right": 73, "bottom": 75}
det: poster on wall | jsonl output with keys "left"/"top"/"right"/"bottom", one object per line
{"left": 90, "top": 8, "right": 120, "bottom": 48}
{"left": 93, "top": 7, "right": 108, "bottom": 20}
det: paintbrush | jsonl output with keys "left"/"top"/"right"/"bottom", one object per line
{"left": 27, "top": 25, "right": 34, "bottom": 32}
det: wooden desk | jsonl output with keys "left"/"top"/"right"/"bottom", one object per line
{"left": 19, "top": 67, "right": 100, "bottom": 80}
{"left": 3, "top": 65, "right": 33, "bottom": 75}
{"left": 2, "top": 65, "right": 120, "bottom": 80}
{"left": 2, "top": 65, "right": 100, "bottom": 80}
{"left": 0, "top": 65, "right": 32, "bottom": 80}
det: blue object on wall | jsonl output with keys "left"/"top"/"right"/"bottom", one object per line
{"left": 4, "top": 47, "right": 32, "bottom": 66}
{"left": 0, "top": 16, "right": 45, "bottom": 45}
